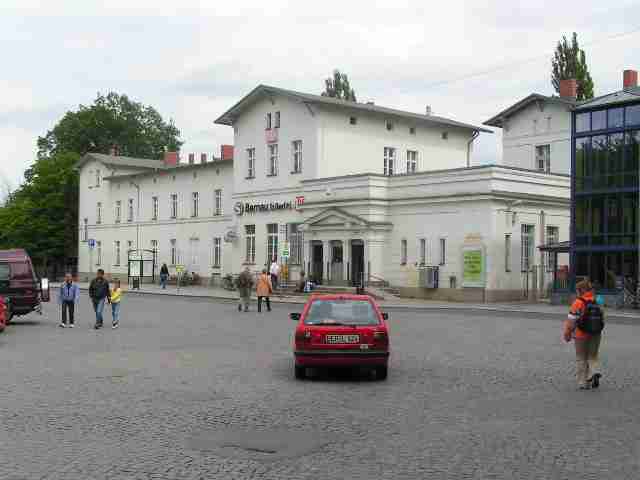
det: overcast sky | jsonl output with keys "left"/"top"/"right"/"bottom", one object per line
{"left": 1, "top": 0, "right": 640, "bottom": 189}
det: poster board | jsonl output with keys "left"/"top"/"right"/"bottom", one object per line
{"left": 462, "top": 247, "right": 485, "bottom": 288}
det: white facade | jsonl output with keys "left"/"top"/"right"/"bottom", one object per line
{"left": 77, "top": 85, "right": 570, "bottom": 301}
{"left": 485, "top": 95, "right": 574, "bottom": 175}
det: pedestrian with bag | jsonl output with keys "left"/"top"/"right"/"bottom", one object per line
{"left": 160, "top": 263, "right": 169, "bottom": 289}
{"left": 58, "top": 272, "right": 80, "bottom": 328}
{"left": 89, "top": 269, "right": 110, "bottom": 330}
{"left": 110, "top": 278, "right": 123, "bottom": 329}
{"left": 563, "top": 279, "right": 605, "bottom": 390}
{"left": 236, "top": 267, "right": 254, "bottom": 312}
{"left": 256, "top": 268, "right": 273, "bottom": 313}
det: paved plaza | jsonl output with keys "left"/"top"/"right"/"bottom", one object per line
{"left": 1, "top": 295, "right": 639, "bottom": 479}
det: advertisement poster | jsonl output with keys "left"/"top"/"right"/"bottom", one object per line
{"left": 463, "top": 248, "right": 484, "bottom": 287}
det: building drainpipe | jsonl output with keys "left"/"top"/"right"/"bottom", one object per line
{"left": 539, "top": 209, "right": 545, "bottom": 301}
{"left": 467, "top": 130, "right": 480, "bottom": 168}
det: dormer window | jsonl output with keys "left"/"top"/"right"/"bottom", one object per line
{"left": 441, "top": 132, "right": 448, "bottom": 140}
{"left": 386, "top": 120, "right": 394, "bottom": 131}
{"left": 349, "top": 116, "right": 357, "bottom": 125}
{"left": 409, "top": 127, "right": 416, "bottom": 135}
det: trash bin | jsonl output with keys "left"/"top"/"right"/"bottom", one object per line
{"left": 132, "top": 277, "right": 140, "bottom": 290}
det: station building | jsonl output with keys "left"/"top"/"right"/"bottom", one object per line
{"left": 77, "top": 84, "right": 570, "bottom": 302}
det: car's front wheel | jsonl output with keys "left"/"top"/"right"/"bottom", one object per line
{"left": 375, "top": 365, "right": 388, "bottom": 380}
{"left": 295, "top": 365, "right": 306, "bottom": 380}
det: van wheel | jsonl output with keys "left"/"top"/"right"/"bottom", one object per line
{"left": 295, "top": 366, "right": 306, "bottom": 380}
{"left": 376, "top": 365, "right": 388, "bottom": 380}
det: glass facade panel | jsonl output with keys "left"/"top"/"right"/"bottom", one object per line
{"left": 608, "top": 107, "right": 624, "bottom": 129}
{"left": 591, "top": 136, "right": 607, "bottom": 189}
{"left": 576, "top": 112, "right": 590, "bottom": 133}
{"left": 626, "top": 104, "right": 640, "bottom": 126}
{"left": 626, "top": 131, "right": 640, "bottom": 188}
{"left": 592, "top": 109, "right": 607, "bottom": 130}
{"left": 608, "top": 133, "right": 624, "bottom": 188}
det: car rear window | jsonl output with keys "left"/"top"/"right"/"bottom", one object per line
{"left": 304, "top": 299, "right": 380, "bottom": 326}
{"left": 0, "top": 263, "right": 9, "bottom": 281}
{"left": 10, "top": 262, "right": 32, "bottom": 279}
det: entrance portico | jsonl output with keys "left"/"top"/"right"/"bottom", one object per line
{"left": 301, "top": 207, "right": 391, "bottom": 286}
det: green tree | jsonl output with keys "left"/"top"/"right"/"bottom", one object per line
{"left": 321, "top": 69, "right": 357, "bottom": 101}
{"left": 37, "top": 92, "right": 182, "bottom": 159}
{"left": 551, "top": 32, "right": 594, "bottom": 101}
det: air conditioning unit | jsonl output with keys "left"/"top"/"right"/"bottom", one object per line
{"left": 419, "top": 265, "right": 439, "bottom": 289}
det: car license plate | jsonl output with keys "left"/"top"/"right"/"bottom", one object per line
{"left": 325, "top": 334, "right": 360, "bottom": 344}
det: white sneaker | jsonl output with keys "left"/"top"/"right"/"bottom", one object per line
{"left": 69, "top": 324, "right": 75, "bottom": 328}
{"left": 112, "top": 324, "right": 119, "bottom": 329}
{"left": 59, "top": 323, "right": 66, "bottom": 328}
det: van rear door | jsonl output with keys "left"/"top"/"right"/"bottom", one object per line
{"left": 0, "top": 262, "right": 9, "bottom": 294}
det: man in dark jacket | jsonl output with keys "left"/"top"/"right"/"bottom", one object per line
{"left": 236, "top": 267, "right": 254, "bottom": 312}
{"left": 89, "top": 269, "right": 110, "bottom": 329}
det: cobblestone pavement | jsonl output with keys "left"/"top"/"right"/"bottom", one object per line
{"left": 1, "top": 295, "right": 639, "bottom": 479}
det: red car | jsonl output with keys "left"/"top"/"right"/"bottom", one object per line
{"left": 291, "top": 294, "right": 390, "bottom": 380}
{"left": 0, "top": 296, "right": 8, "bottom": 332}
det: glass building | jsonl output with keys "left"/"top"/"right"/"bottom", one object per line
{"left": 572, "top": 78, "right": 640, "bottom": 292}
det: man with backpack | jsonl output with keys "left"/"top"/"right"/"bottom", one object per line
{"left": 236, "top": 267, "right": 254, "bottom": 312}
{"left": 564, "top": 279, "right": 605, "bottom": 390}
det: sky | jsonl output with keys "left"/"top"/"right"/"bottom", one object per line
{"left": 1, "top": 0, "right": 640, "bottom": 191}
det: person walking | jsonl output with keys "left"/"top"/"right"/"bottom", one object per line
{"left": 110, "top": 279, "right": 123, "bottom": 329}
{"left": 270, "top": 257, "right": 280, "bottom": 290}
{"left": 89, "top": 269, "right": 110, "bottom": 330}
{"left": 564, "top": 279, "right": 605, "bottom": 390}
{"left": 256, "top": 269, "right": 273, "bottom": 313}
{"left": 160, "top": 263, "right": 169, "bottom": 289}
{"left": 236, "top": 267, "right": 254, "bottom": 312}
{"left": 58, "top": 272, "right": 80, "bottom": 328}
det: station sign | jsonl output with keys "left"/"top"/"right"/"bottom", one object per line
{"left": 234, "top": 196, "right": 305, "bottom": 216}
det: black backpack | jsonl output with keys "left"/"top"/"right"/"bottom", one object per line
{"left": 576, "top": 298, "right": 605, "bottom": 335}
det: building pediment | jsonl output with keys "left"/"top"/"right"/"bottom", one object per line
{"left": 303, "top": 208, "right": 369, "bottom": 230}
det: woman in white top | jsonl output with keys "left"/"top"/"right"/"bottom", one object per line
{"left": 269, "top": 258, "right": 280, "bottom": 289}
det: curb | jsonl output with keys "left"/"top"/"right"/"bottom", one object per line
{"left": 64, "top": 286, "right": 640, "bottom": 322}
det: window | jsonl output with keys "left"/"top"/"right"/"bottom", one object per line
{"left": 127, "top": 240, "right": 133, "bottom": 254}
{"left": 191, "top": 192, "right": 199, "bottom": 218}
{"left": 114, "top": 241, "right": 121, "bottom": 266}
{"left": 170, "top": 194, "right": 178, "bottom": 219}
{"left": 268, "top": 144, "right": 278, "bottom": 176}
{"left": 115, "top": 200, "right": 122, "bottom": 223}
{"left": 127, "top": 198, "right": 134, "bottom": 222}
{"left": 439, "top": 238, "right": 446, "bottom": 266}
{"left": 535, "top": 144, "right": 551, "bottom": 172}
{"left": 247, "top": 148, "right": 256, "bottom": 178}
{"left": 609, "top": 108, "right": 624, "bottom": 129}
{"left": 521, "top": 224, "right": 535, "bottom": 272}
{"left": 349, "top": 116, "right": 357, "bottom": 125}
{"left": 245, "top": 225, "right": 256, "bottom": 263}
{"left": 400, "top": 239, "right": 407, "bottom": 265}
{"left": 214, "top": 189, "right": 223, "bottom": 215}
{"left": 150, "top": 240, "right": 158, "bottom": 266}
{"left": 213, "top": 237, "right": 222, "bottom": 267}
{"left": 170, "top": 239, "right": 177, "bottom": 265}
{"left": 545, "top": 226, "right": 559, "bottom": 271}
{"left": 592, "top": 109, "right": 606, "bottom": 130}
{"left": 189, "top": 238, "right": 199, "bottom": 266}
{"left": 383, "top": 147, "right": 395, "bottom": 176}
{"left": 626, "top": 104, "right": 640, "bottom": 126}
{"left": 289, "top": 224, "right": 303, "bottom": 265}
{"left": 292, "top": 140, "right": 302, "bottom": 173}
{"left": 266, "top": 112, "right": 272, "bottom": 130}
{"left": 409, "top": 126, "right": 416, "bottom": 135}
{"left": 95, "top": 169, "right": 101, "bottom": 187}
{"left": 82, "top": 218, "right": 88, "bottom": 241}
{"left": 267, "top": 223, "right": 278, "bottom": 264}
{"left": 152, "top": 196, "right": 158, "bottom": 220}
{"left": 96, "top": 241, "right": 102, "bottom": 266}
{"left": 304, "top": 299, "right": 379, "bottom": 326}
{"left": 441, "top": 132, "right": 448, "bottom": 140}
{"left": 505, "top": 234, "right": 511, "bottom": 272}
{"left": 576, "top": 112, "right": 590, "bottom": 132}
{"left": 96, "top": 202, "right": 102, "bottom": 224}
{"left": 407, "top": 150, "right": 418, "bottom": 173}
{"left": 386, "top": 120, "right": 394, "bottom": 131}
{"left": 419, "top": 238, "right": 426, "bottom": 265}
{"left": 275, "top": 111, "right": 280, "bottom": 128}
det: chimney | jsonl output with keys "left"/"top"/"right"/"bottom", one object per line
{"left": 200, "top": 153, "right": 207, "bottom": 164}
{"left": 559, "top": 78, "right": 577, "bottom": 99}
{"left": 109, "top": 144, "right": 119, "bottom": 156}
{"left": 221, "top": 145, "right": 234, "bottom": 161}
{"left": 425, "top": 105, "right": 432, "bottom": 115}
{"left": 623, "top": 69, "right": 638, "bottom": 89}
{"left": 164, "top": 151, "right": 178, "bottom": 167}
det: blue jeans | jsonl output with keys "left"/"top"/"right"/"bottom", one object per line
{"left": 160, "top": 274, "right": 168, "bottom": 289}
{"left": 111, "top": 302, "right": 121, "bottom": 326}
{"left": 93, "top": 298, "right": 106, "bottom": 326}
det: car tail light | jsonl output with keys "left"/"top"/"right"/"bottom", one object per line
{"left": 373, "top": 331, "right": 388, "bottom": 347}
{"left": 295, "top": 330, "right": 311, "bottom": 347}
